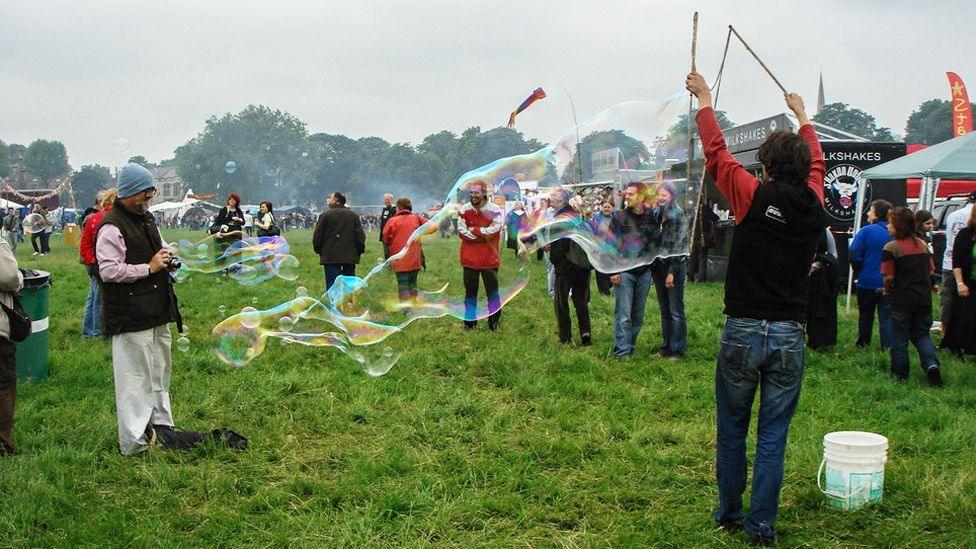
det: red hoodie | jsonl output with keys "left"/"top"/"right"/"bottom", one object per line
{"left": 457, "top": 201, "right": 504, "bottom": 270}
{"left": 382, "top": 210, "right": 428, "bottom": 273}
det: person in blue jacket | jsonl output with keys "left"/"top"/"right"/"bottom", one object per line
{"left": 849, "top": 199, "right": 893, "bottom": 349}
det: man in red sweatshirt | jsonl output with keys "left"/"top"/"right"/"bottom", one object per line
{"left": 457, "top": 180, "right": 504, "bottom": 330}
{"left": 687, "top": 71, "right": 826, "bottom": 546}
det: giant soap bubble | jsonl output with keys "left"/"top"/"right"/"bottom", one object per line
{"left": 214, "top": 91, "right": 701, "bottom": 374}
{"left": 172, "top": 232, "right": 300, "bottom": 286}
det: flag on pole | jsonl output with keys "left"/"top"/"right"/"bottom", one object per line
{"left": 947, "top": 72, "right": 973, "bottom": 137}
{"left": 507, "top": 87, "right": 546, "bottom": 128}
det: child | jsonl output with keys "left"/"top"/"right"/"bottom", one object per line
{"left": 881, "top": 207, "right": 943, "bottom": 386}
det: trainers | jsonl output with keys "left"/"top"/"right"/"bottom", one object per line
{"left": 717, "top": 519, "right": 743, "bottom": 534}
{"left": 926, "top": 366, "right": 944, "bottom": 388}
{"left": 581, "top": 334, "right": 592, "bottom": 346}
{"left": 32, "top": 252, "right": 38, "bottom": 256}
{"left": 747, "top": 533, "right": 777, "bottom": 546}
{"left": 153, "top": 425, "right": 206, "bottom": 450}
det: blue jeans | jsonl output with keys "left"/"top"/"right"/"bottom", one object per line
{"left": 651, "top": 261, "right": 687, "bottom": 355}
{"left": 324, "top": 264, "right": 356, "bottom": 291}
{"left": 715, "top": 317, "right": 805, "bottom": 539}
{"left": 889, "top": 310, "right": 940, "bottom": 379}
{"left": 82, "top": 272, "right": 102, "bottom": 338}
{"left": 856, "top": 288, "right": 891, "bottom": 348}
{"left": 612, "top": 269, "right": 653, "bottom": 356}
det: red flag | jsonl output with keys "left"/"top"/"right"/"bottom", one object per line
{"left": 507, "top": 87, "right": 546, "bottom": 128}
{"left": 947, "top": 72, "right": 973, "bottom": 137}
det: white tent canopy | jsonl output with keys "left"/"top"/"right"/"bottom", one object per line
{"left": 0, "top": 198, "right": 23, "bottom": 210}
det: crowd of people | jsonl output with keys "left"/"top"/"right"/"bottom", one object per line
{"left": 1, "top": 73, "right": 975, "bottom": 548}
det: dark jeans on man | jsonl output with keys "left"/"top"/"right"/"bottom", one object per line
{"left": 890, "top": 310, "right": 940, "bottom": 379}
{"left": 463, "top": 267, "right": 501, "bottom": 329}
{"left": 554, "top": 269, "right": 591, "bottom": 342}
{"left": 395, "top": 270, "right": 419, "bottom": 302}
{"left": 855, "top": 288, "right": 891, "bottom": 348}
{"left": 651, "top": 261, "right": 687, "bottom": 356}
{"left": 0, "top": 337, "right": 17, "bottom": 455}
{"left": 324, "top": 263, "right": 356, "bottom": 291}
{"left": 715, "top": 317, "right": 805, "bottom": 540}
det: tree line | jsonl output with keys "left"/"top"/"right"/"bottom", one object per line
{"left": 1, "top": 97, "right": 973, "bottom": 210}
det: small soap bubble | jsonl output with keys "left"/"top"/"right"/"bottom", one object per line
{"left": 240, "top": 306, "right": 261, "bottom": 329}
{"left": 278, "top": 316, "right": 294, "bottom": 332}
{"left": 22, "top": 214, "right": 46, "bottom": 234}
{"left": 176, "top": 336, "right": 190, "bottom": 352}
{"left": 275, "top": 255, "right": 300, "bottom": 281}
{"left": 295, "top": 286, "right": 308, "bottom": 297}
{"left": 224, "top": 160, "right": 237, "bottom": 174}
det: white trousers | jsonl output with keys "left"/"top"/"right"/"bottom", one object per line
{"left": 112, "top": 325, "right": 174, "bottom": 455}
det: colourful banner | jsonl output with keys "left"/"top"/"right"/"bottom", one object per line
{"left": 507, "top": 87, "right": 546, "bottom": 128}
{"left": 947, "top": 72, "right": 973, "bottom": 137}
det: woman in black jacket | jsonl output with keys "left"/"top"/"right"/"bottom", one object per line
{"left": 943, "top": 205, "right": 976, "bottom": 356}
{"left": 806, "top": 228, "right": 839, "bottom": 350}
{"left": 548, "top": 193, "right": 592, "bottom": 346}
{"left": 211, "top": 193, "right": 245, "bottom": 270}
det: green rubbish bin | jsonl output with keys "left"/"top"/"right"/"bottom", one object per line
{"left": 15, "top": 270, "right": 51, "bottom": 382}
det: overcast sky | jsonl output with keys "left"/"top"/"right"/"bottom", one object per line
{"left": 2, "top": 0, "right": 974, "bottom": 170}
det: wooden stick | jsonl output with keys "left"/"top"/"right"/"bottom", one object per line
{"left": 729, "top": 25, "right": 787, "bottom": 94}
{"left": 686, "top": 12, "right": 699, "bottom": 256}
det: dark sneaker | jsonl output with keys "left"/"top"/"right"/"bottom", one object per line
{"left": 926, "top": 366, "right": 944, "bottom": 388}
{"left": 581, "top": 334, "right": 592, "bottom": 346}
{"left": 889, "top": 373, "right": 908, "bottom": 383}
{"left": 153, "top": 425, "right": 206, "bottom": 450}
{"left": 747, "top": 533, "right": 777, "bottom": 546}
{"left": 558, "top": 338, "right": 571, "bottom": 345}
{"left": 652, "top": 349, "right": 671, "bottom": 358}
{"left": 717, "top": 519, "right": 743, "bottom": 534}
{"left": 488, "top": 321, "right": 500, "bottom": 332}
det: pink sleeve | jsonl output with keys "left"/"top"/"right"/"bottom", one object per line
{"left": 96, "top": 225, "right": 151, "bottom": 283}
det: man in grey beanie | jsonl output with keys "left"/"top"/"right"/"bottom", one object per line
{"left": 95, "top": 163, "right": 192, "bottom": 454}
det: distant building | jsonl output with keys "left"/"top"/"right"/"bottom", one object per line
{"left": 149, "top": 165, "right": 184, "bottom": 206}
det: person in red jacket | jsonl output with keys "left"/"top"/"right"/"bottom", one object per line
{"left": 80, "top": 188, "right": 116, "bottom": 339}
{"left": 382, "top": 197, "right": 431, "bottom": 302}
{"left": 688, "top": 70, "right": 826, "bottom": 546}
{"left": 457, "top": 180, "right": 505, "bottom": 330}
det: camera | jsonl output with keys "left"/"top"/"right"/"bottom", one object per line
{"left": 167, "top": 258, "right": 182, "bottom": 271}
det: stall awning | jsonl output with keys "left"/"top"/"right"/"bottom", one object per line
{"left": 862, "top": 131, "right": 976, "bottom": 180}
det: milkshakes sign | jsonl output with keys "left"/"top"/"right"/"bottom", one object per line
{"left": 722, "top": 114, "right": 794, "bottom": 154}
{"left": 821, "top": 143, "right": 906, "bottom": 224}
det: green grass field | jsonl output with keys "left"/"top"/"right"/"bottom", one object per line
{"left": 1, "top": 229, "right": 974, "bottom": 547}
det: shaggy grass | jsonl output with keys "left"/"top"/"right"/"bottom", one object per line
{"left": 0, "top": 229, "right": 974, "bottom": 547}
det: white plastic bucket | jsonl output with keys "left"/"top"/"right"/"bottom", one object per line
{"left": 817, "top": 431, "right": 888, "bottom": 510}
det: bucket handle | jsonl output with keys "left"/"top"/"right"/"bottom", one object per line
{"left": 817, "top": 458, "right": 882, "bottom": 500}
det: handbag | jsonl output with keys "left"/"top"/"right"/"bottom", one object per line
{"left": 258, "top": 214, "right": 281, "bottom": 237}
{"left": 1, "top": 293, "right": 31, "bottom": 342}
